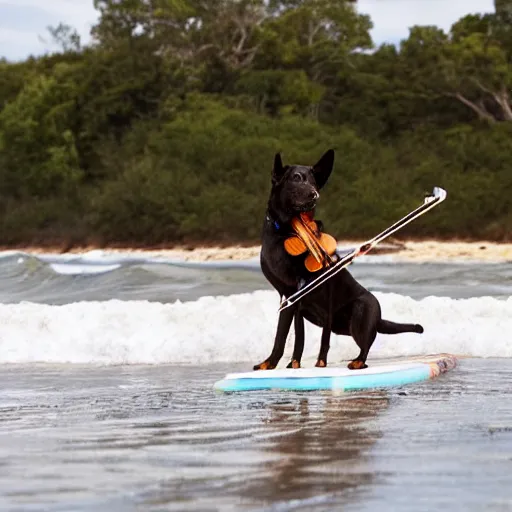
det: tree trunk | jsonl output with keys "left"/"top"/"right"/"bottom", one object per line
{"left": 496, "top": 87, "right": 512, "bottom": 121}
{"left": 447, "top": 92, "right": 497, "bottom": 123}
{"left": 470, "top": 79, "right": 512, "bottom": 122}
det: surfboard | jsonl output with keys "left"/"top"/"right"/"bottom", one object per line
{"left": 214, "top": 354, "right": 457, "bottom": 392}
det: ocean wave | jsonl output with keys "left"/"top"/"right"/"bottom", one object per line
{"left": 2, "top": 250, "right": 512, "bottom": 306}
{"left": 0, "top": 249, "right": 263, "bottom": 273}
{"left": 1, "top": 291, "right": 511, "bottom": 364}
{"left": 0, "top": 251, "right": 269, "bottom": 305}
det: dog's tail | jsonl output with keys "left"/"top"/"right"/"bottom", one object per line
{"left": 377, "top": 319, "right": 424, "bottom": 335}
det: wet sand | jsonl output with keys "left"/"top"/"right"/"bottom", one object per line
{"left": 1, "top": 360, "right": 512, "bottom": 511}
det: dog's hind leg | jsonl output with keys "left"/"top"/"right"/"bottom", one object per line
{"left": 347, "top": 297, "right": 379, "bottom": 370}
{"left": 316, "top": 282, "right": 333, "bottom": 368}
{"left": 254, "top": 305, "right": 295, "bottom": 371}
{"left": 287, "top": 311, "right": 305, "bottom": 369}
{"left": 378, "top": 319, "right": 424, "bottom": 334}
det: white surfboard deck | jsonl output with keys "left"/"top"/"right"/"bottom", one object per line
{"left": 214, "top": 354, "right": 457, "bottom": 392}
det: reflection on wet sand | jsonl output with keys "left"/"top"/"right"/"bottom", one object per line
{"left": 244, "top": 393, "right": 390, "bottom": 508}
{"left": 131, "top": 391, "right": 391, "bottom": 511}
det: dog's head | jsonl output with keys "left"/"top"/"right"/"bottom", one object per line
{"left": 268, "top": 149, "right": 334, "bottom": 221}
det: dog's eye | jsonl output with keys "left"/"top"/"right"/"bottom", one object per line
{"left": 292, "top": 174, "right": 303, "bottom": 182}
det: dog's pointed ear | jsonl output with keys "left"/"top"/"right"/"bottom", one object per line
{"left": 272, "top": 153, "right": 285, "bottom": 184}
{"left": 313, "top": 149, "right": 334, "bottom": 189}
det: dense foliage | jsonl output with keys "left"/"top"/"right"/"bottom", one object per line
{"left": 1, "top": 0, "right": 511, "bottom": 248}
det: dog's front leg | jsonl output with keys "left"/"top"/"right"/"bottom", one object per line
{"left": 253, "top": 305, "right": 295, "bottom": 371}
{"left": 315, "top": 327, "right": 332, "bottom": 368}
{"left": 287, "top": 311, "right": 304, "bottom": 369}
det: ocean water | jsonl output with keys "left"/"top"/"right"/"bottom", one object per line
{"left": 1, "top": 249, "right": 512, "bottom": 511}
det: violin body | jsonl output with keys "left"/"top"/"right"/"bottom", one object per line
{"left": 283, "top": 211, "right": 338, "bottom": 272}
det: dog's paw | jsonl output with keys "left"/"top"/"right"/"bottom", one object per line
{"left": 286, "top": 359, "right": 301, "bottom": 369}
{"left": 315, "top": 359, "right": 327, "bottom": 368}
{"left": 253, "top": 360, "right": 276, "bottom": 371}
{"left": 347, "top": 360, "right": 368, "bottom": 370}
{"left": 415, "top": 324, "right": 424, "bottom": 334}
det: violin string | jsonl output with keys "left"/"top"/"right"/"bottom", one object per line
{"left": 296, "top": 215, "right": 335, "bottom": 267}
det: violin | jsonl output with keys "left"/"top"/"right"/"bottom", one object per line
{"left": 284, "top": 211, "right": 338, "bottom": 272}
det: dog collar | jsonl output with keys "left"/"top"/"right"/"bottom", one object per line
{"left": 266, "top": 214, "right": 281, "bottom": 231}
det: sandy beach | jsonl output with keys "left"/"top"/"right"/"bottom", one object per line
{"left": 5, "top": 240, "right": 512, "bottom": 263}
{"left": 102, "top": 240, "right": 512, "bottom": 263}
{"left": 110, "top": 241, "right": 512, "bottom": 262}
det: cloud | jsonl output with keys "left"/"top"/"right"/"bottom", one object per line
{"left": 358, "top": 0, "right": 495, "bottom": 45}
{"left": 0, "top": 0, "right": 498, "bottom": 61}
{"left": 0, "top": 0, "right": 97, "bottom": 61}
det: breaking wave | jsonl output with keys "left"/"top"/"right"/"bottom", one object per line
{"left": 1, "top": 291, "right": 511, "bottom": 364}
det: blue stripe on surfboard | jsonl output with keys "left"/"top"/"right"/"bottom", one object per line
{"left": 214, "top": 365, "right": 432, "bottom": 392}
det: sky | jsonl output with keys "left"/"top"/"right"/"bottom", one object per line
{"left": 0, "top": 0, "right": 496, "bottom": 62}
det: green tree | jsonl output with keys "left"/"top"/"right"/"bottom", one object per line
{"left": 0, "top": 71, "right": 82, "bottom": 200}
{"left": 1, "top": 0, "right": 512, "bottom": 247}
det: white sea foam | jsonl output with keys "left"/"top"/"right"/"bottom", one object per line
{"left": 49, "top": 263, "right": 123, "bottom": 275}
{"left": 0, "top": 291, "right": 511, "bottom": 365}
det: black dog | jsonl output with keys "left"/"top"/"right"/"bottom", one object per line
{"left": 254, "top": 149, "right": 423, "bottom": 371}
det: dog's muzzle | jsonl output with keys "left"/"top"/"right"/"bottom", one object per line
{"left": 296, "top": 192, "right": 319, "bottom": 212}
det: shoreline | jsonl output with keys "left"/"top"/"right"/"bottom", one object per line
{"left": 2, "top": 239, "right": 512, "bottom": 263}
